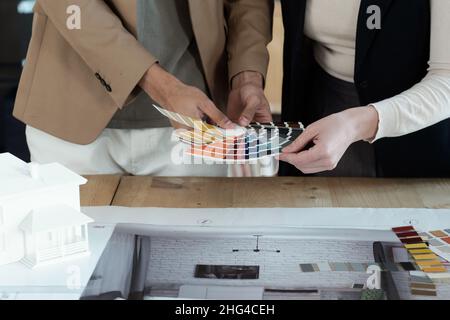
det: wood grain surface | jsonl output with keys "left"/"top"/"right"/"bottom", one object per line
{"left": 97, "top": 176, "right": 450, "bottom": 209}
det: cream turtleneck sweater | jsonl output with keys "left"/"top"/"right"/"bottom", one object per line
{"left": 304, "top": 0, "right": 450, "bottom": 141}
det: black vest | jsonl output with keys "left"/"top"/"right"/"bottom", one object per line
{"left": 281, "top": 0, "right": 450, "bottom": 177}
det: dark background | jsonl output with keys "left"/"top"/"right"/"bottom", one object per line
{"left": 0, "top": 0, "right": 34, "bottom": 161}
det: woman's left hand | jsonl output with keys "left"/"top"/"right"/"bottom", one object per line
{"left": 279, "top": 106, "right": 379, "bottom": 174}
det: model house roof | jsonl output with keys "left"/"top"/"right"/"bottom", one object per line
{"left": 19, "top": 205, "right": 94, "bottom": 233}
{"left": 0, "top": 153, "right": 87, "bottom": 201}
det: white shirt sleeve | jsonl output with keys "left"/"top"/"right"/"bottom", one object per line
{"left": 371, "top": 0, "right": 450, "bottom": 141}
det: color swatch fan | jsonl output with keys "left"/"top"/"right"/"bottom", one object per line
{"left": 153, "top": 104, "right": 305, "bottom": 163}
{"left": 392, "top": 226, "right": 450, "bottom": 297}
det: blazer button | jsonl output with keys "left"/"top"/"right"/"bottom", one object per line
{"left": 105, "top": 84, "right": 112, "bottom": 92}
{"left": 100, "top": 79, "right": 107, "bottom": 86}
{"left": 95, "top": 73, "right": 102, "bottom": 80}
{"left": 360, "top": 80, "right": 369, "bottom": 89}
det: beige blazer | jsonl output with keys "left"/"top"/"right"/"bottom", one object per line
{"left": 14, "top": 0, "right": 273, "bottom": 144}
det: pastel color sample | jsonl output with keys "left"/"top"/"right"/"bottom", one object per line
{"left": 428, "top": 238, "right": 445, "bottom": 247}
{"left": 430, "top": 230, "right": 447, "bottom": 238}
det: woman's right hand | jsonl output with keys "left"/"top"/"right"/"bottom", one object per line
{"left": 279, "top": 106, "right": 379, "bottom": 174}
{"left": 140, "top": 64, "right": 235, "bottom": 129}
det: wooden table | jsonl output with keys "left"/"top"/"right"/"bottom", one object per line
{"left": 80, "top": 176, "right": 450, "bottom": 209}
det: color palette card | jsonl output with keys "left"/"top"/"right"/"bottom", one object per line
{"left": 393, "top": 225, "right": 450, "bottom": 297}
{"left": 299, "top": 262, "right": 420, "bottom": 273}
{"left": 154, "top": 104, "right": 304, "bottom": 139}
{"left": 179, "top": 128, "right": 292, "bottom": 163}
{"left": 393, "top": 226, "right": 448, "bottom": 274}
{"left": 418, "top": 228, "right": 450, "bottom": 265}
{"left": 154, "top": 104, "right": 305, "bottom": 163}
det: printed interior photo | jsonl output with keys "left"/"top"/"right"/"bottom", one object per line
{"left": 78, "top": 223, "right": 450, "bottom": 301}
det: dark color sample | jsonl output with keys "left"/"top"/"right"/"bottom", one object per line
{"left": 392, "top": 226, "right": 415, "bottom": 233}
{"left": 399, "top": 262, "right": 417, "bottom": 271}
{"left": 300, "top": 264, "right": 315, "bottom": 273}
{"left": 401, "top": 237, "right": 424, "bottom": 244}
{"left": 397, "top": 231, "right": 419, "bottom": 238}
{"left": 194, "top": 265, "right": 259, "bottom": 280}
{"left": 410, "top": 283, "right": 436, "bottom": 290}
{"left": 411, "top": 289, "right": 437, "bottom": 297}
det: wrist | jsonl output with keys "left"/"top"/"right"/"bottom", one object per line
{"left": 344, "top": 106, "right": 380, "bottom": 142}
{"left": 140, "top": 64, "right": 181, "bottom": 106}
{"left": 231, "top": 71, "right": 263, "bottom": 89}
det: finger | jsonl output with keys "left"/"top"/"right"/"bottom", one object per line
{"left": 293, "top": 148, "right": 325, "bottom": 167}
{"left": 279, "top": 148, "right": 322, "bottom": 168}
{"left": 299, "top": 166, "right": 331, "bottom": 174}
{"left": 282, "top": 128, "right": 316, "bottom": 153}
{"left": 226, "top": 92, "right": 241, "bottom": 122}
{"left": 254, "top": 100, "right": 273, "bottom": 123}
{"left": 278, "top": 152, "right": 331, "bottom": 174}
{"left": 169, "top": 119, "right": 190, "bottom": 130}
{"left": 239, "top": 95, "right": 261, "bottom": 126}
{"left": 199, "top": 100, "right": 235, "bottom": 129}
{"left": 278, "top": 152, "right": 300, "bottom": 166}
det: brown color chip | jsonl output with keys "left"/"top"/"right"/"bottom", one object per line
{"left": 410, "top": 283, "right": 436, "bottom": 290}
{"left": 430, "top": 230, "right": 447, "bottom": 238}
{"left": 411, "top": 289, "right": 437, "bottom": 297}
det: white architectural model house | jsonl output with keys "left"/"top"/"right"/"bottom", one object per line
{"left": 0, "top": 153, "right": 93, "bottom": 268}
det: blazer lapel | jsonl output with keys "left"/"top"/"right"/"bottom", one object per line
{"left": 355, "top": 0, "right": 394, "bottom": 74}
